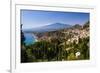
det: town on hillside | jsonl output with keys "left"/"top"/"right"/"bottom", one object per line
{"left": 21, "top": 21, "right": 90, "bottom": 63}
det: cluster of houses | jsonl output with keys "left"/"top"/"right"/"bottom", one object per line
{"left": 66, "top": 28, "right": 89, "bottom": 44}
{"left": 35, "top": 24, "right": 89, "bottom": 46}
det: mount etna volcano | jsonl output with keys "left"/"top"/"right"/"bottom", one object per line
{"left": 23, "top": 23, "right": 72, "bottom": 33}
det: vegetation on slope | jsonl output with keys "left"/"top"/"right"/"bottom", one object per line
{"left": 21, "top": 21, "right": 90, "bottom": 63}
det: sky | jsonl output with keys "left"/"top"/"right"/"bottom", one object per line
{"left": 21, "top": 10, "right": 90, "bottom": 29}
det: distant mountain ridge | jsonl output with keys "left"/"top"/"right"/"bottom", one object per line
{"left": 23, "top": 23, "right": 72, "bottom": 33}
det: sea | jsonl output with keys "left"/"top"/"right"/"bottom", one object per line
{"left": 24, "top": 33, "right": 36, "bottom": 45}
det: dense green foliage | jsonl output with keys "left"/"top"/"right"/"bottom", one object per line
{"left": 21, "top": 36, "right": 89, "bottom": 62}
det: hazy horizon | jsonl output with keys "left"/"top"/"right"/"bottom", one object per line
{"left": 21, "top": 10, "right": 89, "bottom": 30}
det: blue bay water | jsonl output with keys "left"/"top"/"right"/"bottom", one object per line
{"left": 24, "top": 33, "right": 36, "bottom": 45}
